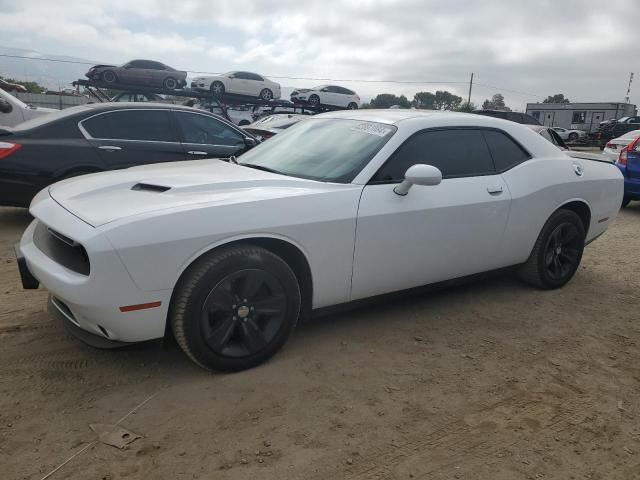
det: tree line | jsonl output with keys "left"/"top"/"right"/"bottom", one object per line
{"left": 362, "top": 91, "right": 571, "bottom": 111}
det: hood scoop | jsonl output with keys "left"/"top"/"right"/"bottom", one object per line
{"left": 131, "top": 183, "right": 171, "bottom": 193}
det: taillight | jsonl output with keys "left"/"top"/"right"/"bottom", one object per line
{"left": 628, "top": 137, "right": 640, "bottom": 152}
{"left": 0, "top": 142, "right": 21, "bottom": 159}
{"left": 606, "top": 142, "right": 614, "bottom": 148}
{"left": 618, "top": 147, "right": 627, "bottom": 166}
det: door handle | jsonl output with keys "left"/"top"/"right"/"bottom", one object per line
{"left": 487, "top": 186, "right": 503, "bottom": 194}
{"left": 187, "top": 151, "right": 208, "bottom": 156}
{"left": 98, "top": 145, "right": 122, "bottom": 151}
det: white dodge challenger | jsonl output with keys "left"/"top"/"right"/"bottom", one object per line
{"left": 16, "top": 110, "right": 623, "bottom": 371}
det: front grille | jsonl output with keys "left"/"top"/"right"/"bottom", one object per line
{"left": 33, "top": 221, "right": 90, "bottom": 275}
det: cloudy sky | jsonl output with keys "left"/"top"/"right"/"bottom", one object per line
{"left": 0, "top": 0, "right": 638, "bottom": 109}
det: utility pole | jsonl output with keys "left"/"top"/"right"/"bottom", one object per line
{"left": 467, "top": 72, "right": 474, "bottom": 107}
{"left": 625, "top": 72, "right": 634, "bottom": 104}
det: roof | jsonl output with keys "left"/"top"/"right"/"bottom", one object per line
{"left": 315, "top": 108, "right": 477, "bottom": 125}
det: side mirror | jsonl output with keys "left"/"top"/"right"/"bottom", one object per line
{"left": 0, "top": 99, "right": 12, "bottom": 114}
{"left": 244, "top": 137, "right": 257, "bottom": 147}
{"left": 394, "top": 164, "right": 442, "bottom": 196}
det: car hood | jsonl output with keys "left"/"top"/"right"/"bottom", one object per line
{"left": 91, "top": 64, "right": 117, "bottom": 69}
{"left": 47, "top": 159, "right": 344, "bottom": 227}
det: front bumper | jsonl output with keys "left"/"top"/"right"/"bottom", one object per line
{"left": 18, "top": 194, "right": 172, "bottom": 343}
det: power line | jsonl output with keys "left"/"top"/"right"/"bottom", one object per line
{"left": 0, "top": 52, "right": 543, "bottom": 97}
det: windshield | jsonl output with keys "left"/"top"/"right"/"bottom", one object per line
{"left": 239, "top": 118, "right": 396, "bottom": 183}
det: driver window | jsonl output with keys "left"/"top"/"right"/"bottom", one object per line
{"left": 372, "top": 129, "right": 495, "bottom": 183}
{"left": 174, "top": 112, "right": 244, "bottom": 146}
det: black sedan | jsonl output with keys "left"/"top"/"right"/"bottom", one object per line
{"left": 0, "top": 103, "right": 258, "bottom": 207}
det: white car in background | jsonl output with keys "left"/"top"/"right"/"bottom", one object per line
{"left": 17, "top": 110, "right": 622, "bottom": 372}
{"left": 291, "top": 85, "right": 360, "bottom": 109}
{"left": 602, "top": 130, "right": 640, "bottom": 161}
{"left": 190, "top": 72, "right": 281, "bottom": 101}
{"left": 551, "top": 127, "right": 587, "bottom": 142}
{"left": 0, "top": 88, "right": 56, "bottom": 127}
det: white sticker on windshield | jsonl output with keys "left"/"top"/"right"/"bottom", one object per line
{"left": 351, "top": 122, "right": 393, "bottom": 137}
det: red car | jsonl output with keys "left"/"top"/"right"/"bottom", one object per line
{"left": 0, "top": 78, "right": 27, "bottom": 93}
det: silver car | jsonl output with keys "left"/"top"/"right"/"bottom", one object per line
{"left": 86, "top": 59, "right": 187, "bottom": 90}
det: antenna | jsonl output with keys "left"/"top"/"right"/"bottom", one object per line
{"left": 625, "top": 72, "right": 634, "bottom": 104}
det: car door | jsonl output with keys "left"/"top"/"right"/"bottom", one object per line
{"left": 230, "top": 72, "right": 251, "bottom": 95}
{"left": 173, "top": 110, "right": 250, "bottom": 159}
{"left": 244, "top": 73, "right": 264, "bottom": 96}
{"left": 80, "top": 109, "right": 185, "bottom": 169}
{"left": 351, "top": 128, "right": 512, "bottom": 300}
{"left": 323, "top": 86, "right": 341, "bottom": 106}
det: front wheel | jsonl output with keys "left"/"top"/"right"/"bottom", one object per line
{"left": 519, "top": 209, "right": 585, "bottom": 289}
{"left": 568, "top": 132, "right": 579, "bottom": 142}
{"left": 308, "top": 94, "right": 320, "bottom": 107}
{"left": 210, "top": 81, "right": 225, "bottom": 96}
{"left": 171, "top": 244, "right": 301, "bottom": 371}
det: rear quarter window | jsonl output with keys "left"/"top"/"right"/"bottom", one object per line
{"left": 483, "top": 130, "right": 531, "bottom": 171}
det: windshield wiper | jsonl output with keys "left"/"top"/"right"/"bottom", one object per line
{"left": 227, "top": 155, "right": 238, "bottom": 164}
{"left": 240, "top": 163, "right": 284, "bottom": 175}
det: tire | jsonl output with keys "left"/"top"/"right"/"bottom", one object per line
{"left": 622, "top": 196, "right": 632, "bottom": 208}
{"left": 163, "top": 77, "right": 178, "bottom": 90}
{"left": 171, "top": 244, "right": 301, "bottom": 372}
{"left": 347, "top": 102, "right": 358, "bottom": 110}
{"left": 259, "top": 88, "right": 273, "bottom": 101}
{"left": 238, "top": 120, "right": 250, "bottom": 126}
{"left": 568, "top": 132, "right": 579, "bottom": 142}
{"left": 101, "top": 70, "right": 117, "bottom": 84}
{"left": 210, "top": 81, "right": 225, "bottom": 97}
{"left": 308, "top": 94, "right": 320, "bottom": 107}
{"left": 518, "top": 209, "right": 585, "bottom": 289}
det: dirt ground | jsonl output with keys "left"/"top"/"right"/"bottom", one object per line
{"left": 1, "top": 205, "right": 639, "bottom": 480}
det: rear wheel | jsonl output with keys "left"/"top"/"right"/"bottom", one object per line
{"left": 171, "top": 245, "right": 301, "bottom": 371}
{"left": 259, "top": 88, "right": 273, "bottom": 101}
{"left": 519, "top": 209, "right": 585, "bottom": 289}
{"left": 347, "top": 102, "right": 358, "bottom": 110}
{"left": 622, "top": 196, "right": 632, "bottom": 208}
{"left": 163, "top": 77, "right": 178, "bottom": 90}
{"left": 102, "top": 70, "right": 117, "bottom": 84}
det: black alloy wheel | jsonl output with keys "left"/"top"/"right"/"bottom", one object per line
{"left": 171, "top": 244, "right": 301, "bottom": 371}
{"left": 543, "top": 222, "right": 581, "bottom": 281}
{"left": 201, "top": 269, "right": 286, "bottom": 358}
{"left": 308, "top": 95, "right": 320, "bottom": 106}
{"left": 519, "top": 209, "right": 585, "bottom": 289}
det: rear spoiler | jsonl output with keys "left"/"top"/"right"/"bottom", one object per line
{"left": 566, "top": 150, "right": 614, "bottom": 164}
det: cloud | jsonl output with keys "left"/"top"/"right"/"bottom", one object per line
{"left": 0, "top": 0, "right": 638, "bottom": 108}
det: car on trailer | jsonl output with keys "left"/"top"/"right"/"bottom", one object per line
{"left": 291, "top": 85, "right": 360, "bottom": 109}
{"left": 85, "top": 60, "right": 187, "bottom": 90}
{"left": 191, "top": 72, "right": 281, "bottom": 101}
